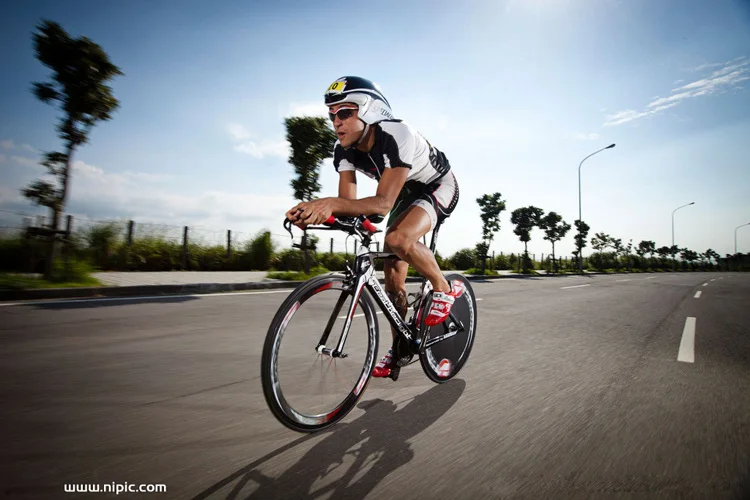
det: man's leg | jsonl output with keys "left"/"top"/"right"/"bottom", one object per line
{"left": 384, "top": 206, "right": 450, "bottom": 293}
{"left": 383, "top": 248, "right": 409, "bottom": 342}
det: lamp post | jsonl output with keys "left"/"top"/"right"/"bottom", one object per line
{"left": 671, "top": 201, "right": 695, "bottom": 271}
{"left": 735, "top": 222, "right": 750, "bottom": 255}
{"left": 578, "top": 143, "right": 616, "bottom": 273}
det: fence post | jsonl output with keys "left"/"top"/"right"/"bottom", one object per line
{"left": 60, "top": 215, "right": 73, "bottom": 277}
{"left": 125, "top": 220, "right": 134, "bottom": 270}
{"left": 227, "top": 230, "right": 232, "bottom": 258}
{"left": 182, "top": 226, "right": 189, "bottom": 270}
{"left": 330, "top": 238, "right": 334, "bottom": 255}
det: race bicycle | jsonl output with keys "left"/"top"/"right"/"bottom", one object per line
{"left": 261, "top": 214, "right": 477, "bottom": 433}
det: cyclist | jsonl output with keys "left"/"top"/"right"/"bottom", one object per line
{"left": 286, "top": 76, "right": 463, "bottom": 378}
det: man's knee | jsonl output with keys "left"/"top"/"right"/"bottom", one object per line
{"left": 384, "top": 229, "right": 416, "bottom": 254}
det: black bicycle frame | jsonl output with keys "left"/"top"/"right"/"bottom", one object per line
{"left": 313, "top": 217, "right": 462, "bottom": 359}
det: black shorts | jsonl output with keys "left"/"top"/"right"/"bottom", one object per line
{"left": 386, "top": 171, "right": 459, "bottom": 231}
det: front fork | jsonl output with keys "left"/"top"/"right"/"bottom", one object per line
{"left": 314, "top": 266, "right": 371, "bottom": 358}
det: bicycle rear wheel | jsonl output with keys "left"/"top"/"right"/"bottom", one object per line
{"left": 418, "top": 273, "right": 477, "bottom": 383}
{"left": 261, "top": 274, "right": 379, "bottom": 433}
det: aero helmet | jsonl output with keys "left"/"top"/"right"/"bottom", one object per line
{"left": 324, "top": 76, "right": 394, "bottom": 124}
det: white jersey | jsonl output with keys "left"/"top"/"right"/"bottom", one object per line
{"left": 332, "top": 120, "right": 451, "bottom": 187}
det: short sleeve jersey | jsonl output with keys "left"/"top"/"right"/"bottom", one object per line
{"left": 333, "top": 120, "right": 451, "bottom": 187}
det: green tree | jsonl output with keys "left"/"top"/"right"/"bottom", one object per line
{"left": 285, "top": 116, "right": 337, "bottom": 274}
{"left": 538, "top": 211, "right": 571, "bottom": 273}
{"left": 573, "top": 220, "right": 590, "bottom": 272}
{"left": 609, "top": 237, "right": 623, "bottom": 271}
{"left": 591, "top": 232, "right": 611, "bottom": 254}
{"left": 22, "top": 20, "right": 123, "bottom": 279}
{"left": 638, "top": 240, "right": 656, "bottom": 269}
{"left": 510, "top": 206, "right": 544, "bottom": 273}
{"left": 476, "top": 192, "right": 506, "bottom": 274}
{"left": 705, "top": 248, "right": 720, "bottom": 268}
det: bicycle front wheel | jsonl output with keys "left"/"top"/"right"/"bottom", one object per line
{"left": 418, "top": 273, "right": 477, "bottom": 383}
{"left": 261, "top": 274, "right": 379, "bottom": 432}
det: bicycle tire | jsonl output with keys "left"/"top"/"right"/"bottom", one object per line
{"left": 418, "top": 273, "right": 477, "bottom": 383}
{"left": 261, "top": 274, "right": 379, "bottom": 433}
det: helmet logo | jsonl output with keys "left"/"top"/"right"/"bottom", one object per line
{"left": 327, "top": 79, "right": 346, "bottom": 94}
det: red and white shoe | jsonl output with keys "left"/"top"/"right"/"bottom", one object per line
{"left": 424, "top": 280, "right": 466, "bottom": 327}
{"left": 372, "top": 348, "right": 396, "bottom": 378}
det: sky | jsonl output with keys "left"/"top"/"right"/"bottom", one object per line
{"left": 1, "top": 0, "right": 750, "bottom": 260}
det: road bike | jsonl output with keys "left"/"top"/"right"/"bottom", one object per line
{"left": 261, "top": 214, "right": 477, "bottom": 433}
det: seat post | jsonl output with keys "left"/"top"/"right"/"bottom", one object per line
{"left": 428, "top": 219, "right": 444, "bottom": 254}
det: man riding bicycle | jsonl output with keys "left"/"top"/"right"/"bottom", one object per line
{"left": 286, "top": 76, "right": 463, "bottom": 378}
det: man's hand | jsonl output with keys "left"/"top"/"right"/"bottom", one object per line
{"left": 286, "top": 198, "right": 336, "bottom": 228}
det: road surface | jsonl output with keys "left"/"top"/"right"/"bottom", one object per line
{"left": 2, "top": 273, "right": 748, "bottom": 499}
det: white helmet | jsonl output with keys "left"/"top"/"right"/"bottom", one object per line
{"left": 324, "top": 76, "right": 395, "bottom": 125}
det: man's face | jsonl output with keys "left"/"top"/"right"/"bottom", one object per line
{"left": 328, "top": 103, "right": 364, "bottom": 148}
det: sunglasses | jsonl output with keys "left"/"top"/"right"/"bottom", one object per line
{"left": 328, "top": 107, "right": 357, "bottom": 122}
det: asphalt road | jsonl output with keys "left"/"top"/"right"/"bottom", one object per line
{"left": 1, "top": 273, "right": 748, "bottom": 499}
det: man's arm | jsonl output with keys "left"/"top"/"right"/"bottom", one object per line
{"left": 338, "top": 170, "right": 357, "bottom": 200}
{"left": 331, "top": 166, "right": 408, "bottom": 217}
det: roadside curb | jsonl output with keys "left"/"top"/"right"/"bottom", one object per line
{"left": 0, "top": 271, "right": 647, "bottom": 303}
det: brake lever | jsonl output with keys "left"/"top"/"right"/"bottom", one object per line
{"left": 283, "top": 218, "right": 294, "bottom": 240}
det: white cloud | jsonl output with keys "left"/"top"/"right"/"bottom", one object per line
{"left": 604, "top": 58, "right": 750, "bottom": 126}
{"left": 124, "top": 171, "right": 173, "bottom": 183}
{"left": 227, "top": 123, "right": 252, "bottom": 141}
{"left": 226, "top": 122, "right": 288, "bottom": 159}
{"left": 574, "top": 132, "right": 601, "bottom": 141}
{"left": 233, "top": 140, "right": 289, "bottom": 159}
{"left": 286, "top": 101, "right": 328, "bottom": 118}
{"left": 11, "top": 156, "right": 39, "bottom": 168}
{"left": 1, "top": 139, "right": 14, "bottom": 150}
{"left": 604, "top": 102, "right": 680, "bottom": 127}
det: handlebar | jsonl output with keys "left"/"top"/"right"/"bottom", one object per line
{"left": 283, "top": 213, "right": 382, "bottom": 241}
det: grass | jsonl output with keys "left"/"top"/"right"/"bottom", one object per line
{"left": 266, "top": 266, "right": 332, "bottom": 281}
{"left": 0, "top": 272, "right": 102, "bottom": 290}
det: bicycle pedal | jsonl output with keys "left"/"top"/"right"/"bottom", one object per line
{"left": 388, "top": 366, "right": 400, "bottom": 381}
{"left": 395, "top": 354, "right": 413, "bottom": 367}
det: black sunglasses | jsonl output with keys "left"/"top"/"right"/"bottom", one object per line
{"left": 328, "top": 108, "right": 357, "bottom": 122}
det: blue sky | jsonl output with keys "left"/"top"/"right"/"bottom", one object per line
{"left": 1, "top": 0, "right": 749, "bottom": 259}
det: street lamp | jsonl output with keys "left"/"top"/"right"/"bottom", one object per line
{"left": 578, "top": 143, "right": 616, "bottom": 273}
{"left": 671, "top": 201, "right": 695, "bottom": 271}
{"left": 735, "top": 222, "right": 750, "bottom": 254}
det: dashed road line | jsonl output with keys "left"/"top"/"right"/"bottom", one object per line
{"left": 694, "top": 291, "right": 702, "bottom": 298}
{"left": 702, "top": 283, "right": 708, "bottom": 287}
{"left": 561, "top": 284, "right": 591, "bottom": 289}
{"left": 678, "top": 317, "right": 696, "bottom": 363}
{"left": 616, "top": 279, "right": 631, "bottom": 282}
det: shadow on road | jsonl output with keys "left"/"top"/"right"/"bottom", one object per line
{"left": 191, "top": 379, "right": 466, "bottom": 500}
{"left": 26, "top": 295, "right": 200, "bottom": 310}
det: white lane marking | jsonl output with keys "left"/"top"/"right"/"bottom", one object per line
{"left": 477, "top": 298, "right": 484, "bottom": 301}
{"left": 718, "top": 277, "right": 724, "bottom": 280}
{"left": 646, "top": 277, "right": 656, "bottom": 280}
{"left": 678, "top": 317, "right": 696, "bottom": 363}
{"left": 710, "top": 279, "right": 715, "bottom": 282}
{"left": 616, "top": 279, "right": 631, "bottom": 282}
{"left": 0, "top": 289, "right": 293, "bottom": 307}
{"left": 702, "top": 283, "right": 708, "bottom": 287}
{"left": 694, "top": 291, "right": 702, "bottom": 298}
{"left": 561, "top": 284, "right": 591, "bottom": 289}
